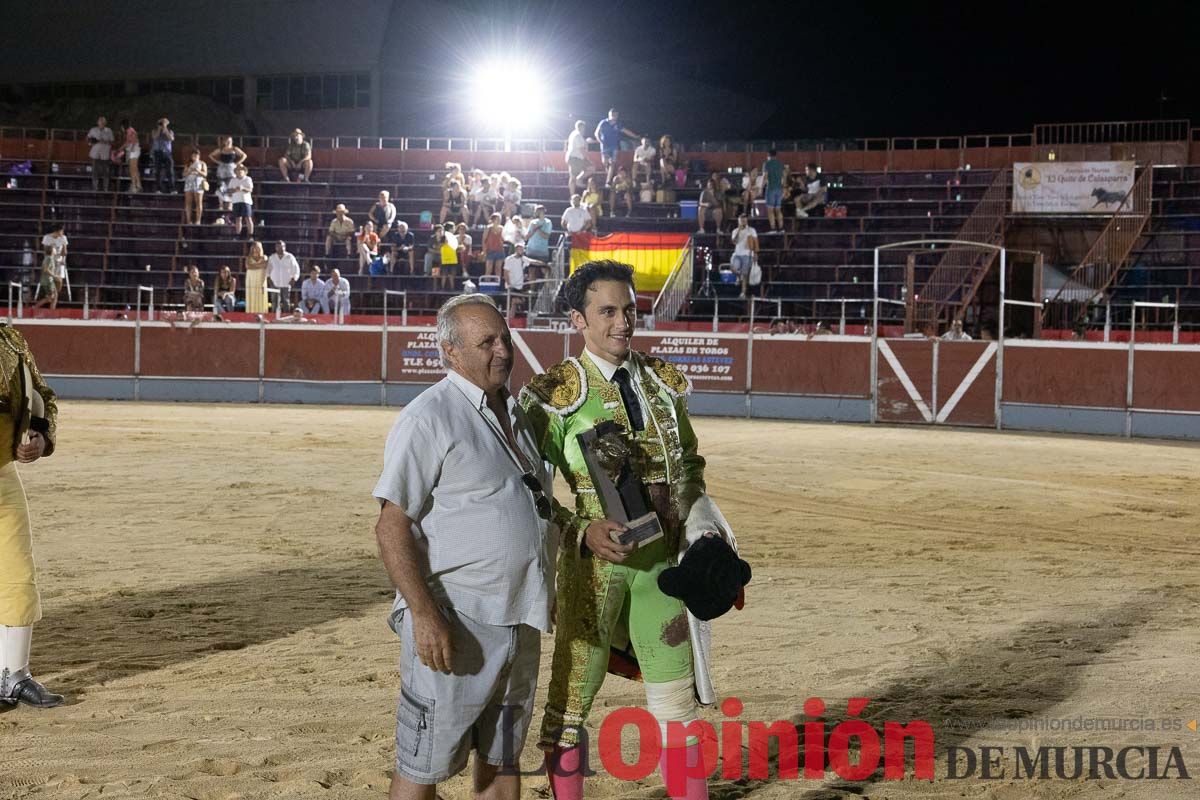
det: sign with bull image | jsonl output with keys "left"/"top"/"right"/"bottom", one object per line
{"left": 1012, "top": 161, "right": 1135, "bottom": 214}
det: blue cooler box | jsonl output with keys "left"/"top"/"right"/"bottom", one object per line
{"left": 679, "top": 200, "right": 698, "bottom": 220}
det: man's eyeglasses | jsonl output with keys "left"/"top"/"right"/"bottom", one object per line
{"left": 522, "top": 473, "right": 553, "bottom": 521}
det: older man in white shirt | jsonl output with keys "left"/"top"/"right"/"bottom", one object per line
{"left": 267, "top": 241, "right": 301, "bottom": 312}
{"left": 326, "top": 268, "right": 351, "bottom": 319}
{"left": 374, "top": 294, "right": 555, "bottom": 799}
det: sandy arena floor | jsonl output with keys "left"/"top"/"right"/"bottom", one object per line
{"left": 1, "top": 401, "right": 1198, "bottom": 800}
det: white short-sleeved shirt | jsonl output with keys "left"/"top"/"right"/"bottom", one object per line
{"left": 561, "top": 206, "right": 591, "bottom": 234}
{"left": 227, "top": 175, "right": 253, "bottom": 205}
{"left": 504, "top": 254, "right": 529, "bottom": 289}
{"left": 566, "top": 130, "right": 587, "bottom": 161}
{"left": 42, "top": 232, "right": 68, "bottom": 258}
{"left": 732, "top": 225, "right": 758, "bottom": 257}
{"left": 634, "top": 144, "right": 656, "bottom": 164}
{"left": 373, "top": 370, "right": 556, "bottom": 631}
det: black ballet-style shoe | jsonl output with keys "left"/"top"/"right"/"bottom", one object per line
{"left": 1, "top": 673, "right": 65, "bottom": 708}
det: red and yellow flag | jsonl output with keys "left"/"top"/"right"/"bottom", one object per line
{"left": 568, "top": 232, "right": 690, "bottom": 293}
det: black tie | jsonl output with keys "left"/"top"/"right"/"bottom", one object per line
{"left": 612, "top": 367, "right": 644, "bottom": 431}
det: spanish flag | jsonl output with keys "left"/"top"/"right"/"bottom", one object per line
{"left": 568, "top": 232, "right": 691, "bottom": 293}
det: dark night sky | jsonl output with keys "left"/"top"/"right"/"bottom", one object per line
{"left": 6, "top": 0, "right": 1200, "bottom": 140}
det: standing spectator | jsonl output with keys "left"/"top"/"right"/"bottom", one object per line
{"left": 213, "top": 265, "right": 238, "bottom": 318}
{"left": 762, "top": 149, "right": 787, "bottom": 232}
{"left": 632, "top": 136, "right": 657, "bottom": 188}
{"left": 368, "top": 190, "right": 397, "bottom": 237}
{"left": 503, "top": 243, "right": 530, "bottom": 292}
{"left": 564, "top": 119, "right": 591, "bottom": 193}
{"left": 357, "top": 220, "right": 380, "bottom": 275}
{"left": 150, "top": 118, "right": 175, "bottom": 193}
{"left": 244, "top": 240, "right": 269, "bottom": 314}
{"left": 325, "top": 203, "right": 356, "bottom": 258}
{"left": 116, "top": 119, "right": 142, "bottom": 193}
{"left": 278, "top": 128, "right": 313, "bottom": 183}
{"left": 658, "top": 134, "right": 681, "bottom": 187}
{"left": 87, "top": 116, "right": 115, "bottom": 192}
{"left": 698, "top": 177, "right": 724, "bottom": 235}
{"left": 739, "top": 168, "right": 762, "bottom": 218}
{"left": 300, "top": 264, "right": 328, "bottom": 314}
{"left": 327, "top": 269, "right": 351, "bottom": 317}
{"left": 501, "top": 178, "right": 522, "bottom": 221}
{"left": 583, "top": 176, "right": 603, "bottom": 224}
{"left": 440, "top": 179, "right": 467, "bottom": 225}
{"left": 183, "top": 265, "right": 205, "bottom": 312}
{"left": 609, "top": 167, "right": 634, "bottom": 218}
{"left": 467, "top": 169, "right": 488, "bottom": 226}
{"left": 383, "top": 220, "right": 415, "bottom": 274}
{"left": 209, "top": 136, "right": 247, "bottom": 212}
{"left": 181, "top": 150, "right": 208, "bottom": 226}
{"left": 560, "top": 194, "right": 592, "bottom": 236}
{"left": 483, "top": 213, "right": 506, "bottom": 277}
{"left": 795, "top": 163, "right": 827, "bottom": 218}
{"left": 593, "top": 109, "right": 638, "bottom": 186}
{"left": 226, "top": 164, "right": 254, "bottom": 238}
{"left": 424, "top": 224, "right": 444, "bottom": 278}
{"left": 32, "top": 223, "right": 67, "bottom": 311}
{"left": 481, "top": 174, "right": 502, "bottom": 224}
{"left": 730, "top": 214, "right": 759, "bottom": 299}
{"left": 267, "top": 240, "right": 301, "bottom": 312}
{"left": 524, "top": 205, "right": 552, "bottom": 262}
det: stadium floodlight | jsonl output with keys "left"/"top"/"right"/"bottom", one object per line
{"left": 469, "top": 61, "right": 548, "bottom": 137}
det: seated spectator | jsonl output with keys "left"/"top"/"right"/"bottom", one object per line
{"left": 326, "top": 268, "right": 351, "bottom": 317}
{"left": 483, "top": 213, "right": 506, "bottom": 277}
{"left": 87, "top": 116, "right": 115, "bottom": 192}
{"left": 383, "top": 220, "right": 415, "bottom": 274}
{"left": 300, "top": 264, "right": 328, "bottom": 314}
{"left": 941, "top": 318, "right": 972, "bottom": 341}
{"left": 424, "top": 224, "right": 445, "bottom": 278}
{"left": 368, "top": 191, "right": 397, "bottom": 236}
{"left": 698, "top": 178, "right": 723, "bottom": 235}
{"left": 795, "top": 163, "right": 827, "bottom": 218}
{"left": 440, "top": 179, "right": 467, "bottom": 225}
{"left": 468, "top": 169, "right": 488, "bottom": 225}
{"left": 183, "top": 265, "right": 205, "bottom": 312}
{"left": 561, "top": 194, "right": 592, "bottom": 236}
{"left": 583, "top": 177, "right": 604, "bottom": 224}
{"left": 454, "top": 222, "right": 478, "bottom": 277}
{"left": 227, "top": 164, "right": 255, "bottom": 238}
{"left": 33, "top": 223, "right": 68, "bottom": 310}
{"left": 502, "top": 214, "right": 526, "bottom": 250}
{"left": 658, "top": 134, "right": 681, "bottom": 186}
{"left": 633, "top": 136, "right": 657, "bottom": 187}
{"left": 524, "top": 205, "right": 552, "bottom": 262}
{"left": 740, "top": 168, "right": 762, "bottom": 218}
{"left": 609, "top": 168, "right": 634, "bottom": 218}
{"left": 325, "top": 204, "right": 355, "bottom": 257}
{"left": 357, "top": 221, "right": 380, "bottom": 274}
{"left": 503, "top": 243, "right": 532, "bottom": 314}
{"left": 501, "top": 178, "right": 522, "bottom": 220}
{"left": 278, "top": 128, "right": 313, "bottom": 183}
{"left": 213, "top": 265, "right": 238, "bottom": 318}
{"left": 439, "top": 224, "right": 460, "bottom": 292}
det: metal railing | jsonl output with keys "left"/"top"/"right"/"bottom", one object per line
{"left": 911, "top": 170, "right": 1010, "bottom": 331}
{"left": 1046, "top": 167, "right": 1154, "bottom": 324}
{"left": 1035, "top": 120, "right": 1190, "bottom": 145}
{"left": 651, "top": 239, "right": 696, "bottom": 324}
{"left": 6, "top": 281, "right": 22, "bottom": 320}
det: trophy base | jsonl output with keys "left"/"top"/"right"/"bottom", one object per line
{"left": 611, "top": 512, "right": 663, "bottom": 548}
